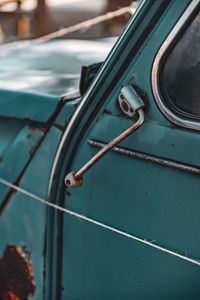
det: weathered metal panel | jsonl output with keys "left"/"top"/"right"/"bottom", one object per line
{"left": 0, "top": 126, "right": 62, "bottom": 299}
{"left": 0, "top": 0, "right": 198, "bottom": 299}
{"left": 0, "top": 124, "right": 44, "bottom": 204}
{"left": 54, "top": 97, "right": 80, "bottom": 129}
{"left": 0, "top": 245, "right": 35, "bottom": 299}
{"left": 44, "top": 0, "right": 200, "bottom": 299}
{"left": 0, "top": 117, "right": 27, "bottom": 156}
{"left": 0, "top": 90, "right": 60, "bottom": 123}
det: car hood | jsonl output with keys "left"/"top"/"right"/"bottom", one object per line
{"left": 0, "top": 38, "right": 116, "bottom": 97}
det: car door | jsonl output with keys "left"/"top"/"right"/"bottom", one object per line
{"left": 46, "top": 0, "right": 200, "bottom": 299}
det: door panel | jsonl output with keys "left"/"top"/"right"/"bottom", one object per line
{"left": 47, "top": 1, "right": 200, "bottom": 299}
{"left": 60, "top": 120, "right": 200, "bottom": 299}
{"left": 61, "top": 217, "right": 200, "bottom": 300}
{"left": 65, "top": 118, "right": 200, "bottom": 258}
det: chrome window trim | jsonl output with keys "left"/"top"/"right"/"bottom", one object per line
{"left": 152, "top": 0, "right": 200, "bottom": 131}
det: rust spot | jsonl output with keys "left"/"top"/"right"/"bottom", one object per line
{"left": 0, "top": 245, "right": 36, "bottom": 300}
{"left": 29, "top": 144, "right": 38, "bottom": 157}
{"left": 29, "top": 138, "right": 42, "bottom": 157}
{"left": 28, "top": 126, "right": 38, "bottom": 132}
{"left": 28, "top": 125, "right": 45, "bottom": 133}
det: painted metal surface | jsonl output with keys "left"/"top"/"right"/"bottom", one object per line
{"left": 0, "top": 38, "right": 115, "bottom": 123}
{"left": 0, "top": 124, "right": 44, "bottom": 204}
{"left": 0, "top": 39, "right": 116, "bottom": 96}
{"left": 0, "top": 126, "right": 63, "bottom": 299}
{"left": 0, "top": 34, "right": 115, "bottom": 298}
{"left": 0, "top": 0, "right": 199, "bottom": 299}
{"left": 45, "top": 0, "right": 200, "bottom": 299}
{"left": 0, "top": 89, "right": 60, "bottom": 123}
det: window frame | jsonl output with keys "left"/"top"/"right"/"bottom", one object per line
{"left": 152, "top": 0, "right": 200, "bottom": 131}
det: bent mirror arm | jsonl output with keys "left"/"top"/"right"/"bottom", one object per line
{"left": 65, "top": 85, "right": 145, "bottom": 187}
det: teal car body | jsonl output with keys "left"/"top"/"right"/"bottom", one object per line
{"left": 0, "top": 0, "right": 200, "bottom": 299}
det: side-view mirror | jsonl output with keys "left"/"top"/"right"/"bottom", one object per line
{"left": 79, "top": 62, "right": 103, "bottom": 95}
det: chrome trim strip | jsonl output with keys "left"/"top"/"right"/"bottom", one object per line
{"left": 88, "top": 139, "right": 200, "bottom": 176}
{"left": 152, "top": 0, "right": 200, "bottom": 131}
{"left": 47, "top": 0, "right": 147, "bottom": 198}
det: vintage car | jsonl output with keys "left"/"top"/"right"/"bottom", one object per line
{"left": 0, "top": 0, "right": 199, "bottom": 299}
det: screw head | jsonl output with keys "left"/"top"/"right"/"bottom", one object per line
{"left": 65, "top": 172, "right": 83, "bottom": 187}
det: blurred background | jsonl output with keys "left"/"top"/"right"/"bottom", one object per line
{"left": 0, "top": 0, "right": 140, "bottom": 43}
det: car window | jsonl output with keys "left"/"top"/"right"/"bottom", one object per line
{"left": 161, "top": 10, "right": 200, "bottom": 120}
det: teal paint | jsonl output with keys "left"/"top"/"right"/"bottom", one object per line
{"left": 0, "top": 0, "right": 199, "bottom": 299}
{"left": 44, "top": 0, "right": 200, "bottom": 299}
{"left": 54, "top": 98, "right": 80, "bottom": 128}
{"left": 0, "top": 126, "right": 62, "bottom": 299}
{"left": 0, "top": 25, "right": 115, "bottom": 300}
{"left": 0, "top": 117, "right": 28, "bottom": 155}
{"left": 0, "top": 89, "right": 60, "bottom": 122}
{"left": 0, "top": 124, "right": 44, "bottom": 203}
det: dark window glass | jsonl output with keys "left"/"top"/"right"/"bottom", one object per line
{"left": 161, "top": 10, "right": 200, "bottom": 119}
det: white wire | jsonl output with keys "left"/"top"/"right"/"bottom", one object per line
{"left": 0, "top": 177, "right": 199, "bottom": 267}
